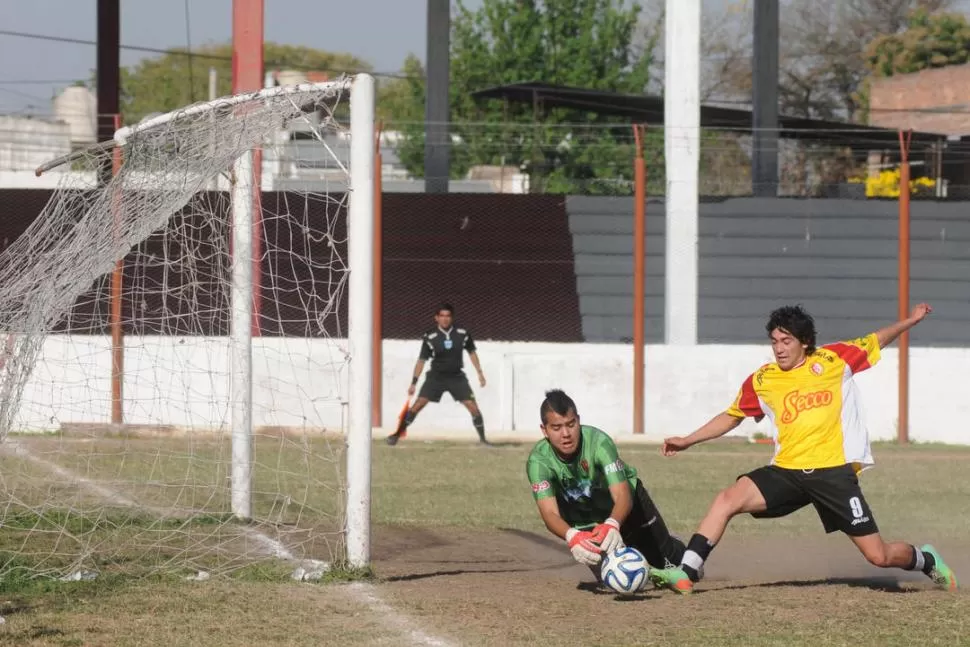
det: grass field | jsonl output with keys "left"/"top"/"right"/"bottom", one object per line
{"left": 0, "top": 436, "right": 966, "bottom": 646}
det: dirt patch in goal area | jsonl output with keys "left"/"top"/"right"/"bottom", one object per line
{"left": 368, "top": 525, "right": 969, "bottom": 647}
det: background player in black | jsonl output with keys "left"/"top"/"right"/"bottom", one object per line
{"left": 386, "top": 303, "right": 490, "bottom": 446}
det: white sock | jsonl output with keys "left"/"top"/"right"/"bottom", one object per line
{"left": 682, "top": 550, "right": 705, "bottom": 572}
{"left": 912, "top": 546, "right": 925, "bottom": 572}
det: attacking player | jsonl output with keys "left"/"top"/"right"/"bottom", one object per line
{"left": 386, "top": 303, "right": 490, "bottom": 446}
{"left": 527, "top": 389, "right": 686, "bottom": 581}
{"left": 649, "top": 304, "right": 958, "bottom": 594}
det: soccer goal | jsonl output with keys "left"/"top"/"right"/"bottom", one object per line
{"left": 1, "top": 75, "right": 375, "bottom": 580}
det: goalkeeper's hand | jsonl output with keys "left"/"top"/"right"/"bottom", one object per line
{"left": 590, "top": 517, "right": 624, "bottom": 554}
{"left": 565, "top": 528, "right": 601, "bottom": 566}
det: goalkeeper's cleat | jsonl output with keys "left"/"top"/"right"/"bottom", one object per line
{"left": 921, "top": 544, "right": 958, "bottom": 591}
{"left": 648, "top": 566, "right": 694, "bottom": 595}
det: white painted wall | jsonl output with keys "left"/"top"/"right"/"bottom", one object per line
{"left": 13, "top": 336, "right": 969, "bottom": 445}
{"left": 0, "top": 170, "right": 95, "bottom": 189}
{"left": 0, "top": 117, "right": 72, "bottom": 172}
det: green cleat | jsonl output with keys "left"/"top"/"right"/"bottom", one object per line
{"left": 648, "top": 566, "right": 694, "bottom": 595}
{"left": 922, "top": 545, "right": 958, "bottom": 591}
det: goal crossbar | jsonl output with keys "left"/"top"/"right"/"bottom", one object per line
{"left": 35, "top": 78, "right": 355, "bottom": 177}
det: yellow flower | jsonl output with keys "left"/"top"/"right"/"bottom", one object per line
{"left": 848, "top": 167, "right": 935, "bottom": 198}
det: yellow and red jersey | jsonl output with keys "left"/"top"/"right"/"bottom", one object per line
{"left": 726, "top": 333, "right": 881, "bottom": 471}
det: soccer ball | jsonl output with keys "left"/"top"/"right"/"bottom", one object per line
{"left": 600, "top": 546, "right": 648, "bottom": 596}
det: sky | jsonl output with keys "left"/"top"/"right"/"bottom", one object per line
{"left": 0, "top": 0, "right": 966, "bottom": 116}
{"left": 0, "top": 0, "right": 740, "bottom": 116}
{"left": 0, "top": 0, "right": 477, "bottom": 114}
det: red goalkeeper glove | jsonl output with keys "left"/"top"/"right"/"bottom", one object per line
{"left": 565, "top": 528, "right": 601, "bottom": 566}
{"left": 590, "top": 517, "right": 624, "bottom": 554}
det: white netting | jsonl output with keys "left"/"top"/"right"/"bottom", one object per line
{"left": 0, "top": 79, "right": 359, "bottom": 580}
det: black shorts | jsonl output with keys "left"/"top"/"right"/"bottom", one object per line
{"left": 619, "top": 480, "right": 686, "bottom": 569}
{"left": 418, "top": 372, "right": 474, "bottom": 403}
{"left": 742, "top": 464, "right": 878, "bottom": 537}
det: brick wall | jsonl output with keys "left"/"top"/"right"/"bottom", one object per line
{"left": 869, "top": 64, "right": 970, "bottom": 135}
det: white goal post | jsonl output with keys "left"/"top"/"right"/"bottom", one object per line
{"left": 345, "top": 74, "right": 376, "bottom": 568}
{"left": 18, "top": 74, "right": 376, "bottom": 575}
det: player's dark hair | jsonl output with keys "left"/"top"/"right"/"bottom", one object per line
{"left": 766, "top": 305, "right": 817, "bottom": 353}
{"left": 540, "top": 389, "right": 578, "bottom": 424}
{"left": 436, "top": 302, "right": 454, "bottom": 316}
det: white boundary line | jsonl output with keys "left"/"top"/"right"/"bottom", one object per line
{"left": 3, "top": 439, "right": 458, "bottom": 647}
{"left": 346, "top": 582, "right": 458, "bottom": 647}
{"left": 6, "top": 441, "right": 141, "bottom": 509}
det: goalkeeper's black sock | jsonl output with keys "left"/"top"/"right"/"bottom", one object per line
{"left": 905, "top": 545, "right": 936, "bottom": 575}
{"left": 471, "top": 414, "right": 486, "bottom": 441}
{"left": 681, "top": 533, "right": 715, "bottom": 583}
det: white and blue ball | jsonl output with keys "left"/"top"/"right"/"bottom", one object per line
{"left": 600, "top": 546, "right": 648, "bottom": 596}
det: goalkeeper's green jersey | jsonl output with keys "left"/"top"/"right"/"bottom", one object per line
{"left": 526, "top": 425, "right": 639, "bottom": 530}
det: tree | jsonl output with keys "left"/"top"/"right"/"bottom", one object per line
{"left": 389, "top": 0, "right": 660, "bottom": 194}
{"left": 100, "top": 43, "right": 374, "bottom": 125}
{"left": 638, "top": 0, "right": 755, "bottom": 195}
{"left": 640, "top": 0, "right": 752, "bottom": 102}
{"left": 865, "top": 8, "right": 970, "bottom": 77}
{"left": 663, "top": 0, "right": 955, "bottom": 122}
{"left": 642, "top": 1, "right": 956, "bottom": 195}
{"left": 776, "top": 0, "right": 954, "bottom": 121}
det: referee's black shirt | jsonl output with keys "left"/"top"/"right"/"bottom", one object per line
{"left": 418, "top": 326, "right": 476, "bottom": 374}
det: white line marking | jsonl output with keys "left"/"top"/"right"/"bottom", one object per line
{"left": 5, "top": 439, "right": 457, "bottom": 647}
{"left": 6, "top": 441, "right": 140, "bottom": 508}
{"left": 241, "top": 526, "right": 295, "bottom": 561}
{"left": 347, "top": 583, "right": 458, "bottom": 647}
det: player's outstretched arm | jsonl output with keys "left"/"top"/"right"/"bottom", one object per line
{"left": 535, "top": 497, "right": 601, "bottom": 566}
{"left": 535, "top": 497, "right": 572, "bottom": 541}
{"left": 874, "top": 303, "right": 932, "bottom": 348}
{"left": 662, "top": 413, "right": 742, "bottom": 456}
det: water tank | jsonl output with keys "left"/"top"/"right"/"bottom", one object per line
{"left": 53, "top": 86, "right": 97, "bottom": 146}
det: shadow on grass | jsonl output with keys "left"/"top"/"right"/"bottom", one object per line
{"left": 383, "top": 560, "right": 576, "bottom": 583}
{"left": 711, "top": 576, "right": 920, "bottom": 594}
{"left": 380, "top": 525, "right": 574, "bottom": 583}
{"left": 575, "top": 581, "right": 659, "bottom": 601}
{"left": 498, "top": 527, "right": 566, "bottom": 553}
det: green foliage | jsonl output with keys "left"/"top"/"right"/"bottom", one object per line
{"left": 98, "top": 43, "right": 373, "bottom": 125}
{"left": 389, "top": 0, "right": 659, "bottom": 194}
{"left": 856, "top": 8, "right": 970, "bottom": 121}
{"left": 866, "top": 9, "right": 970, "bottom": 78}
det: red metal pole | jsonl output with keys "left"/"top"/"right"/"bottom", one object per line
{"left": 898, "top": 129, "right": 912, "bottom": 445}
{"left": 232, "top": 0, "right": 265, "bottom": 336}
{"left": 111, "top": 113, "right": 124, "bottom": 425}
{"left": 372, "top": 123, "right": 384, "bottom": 427}
{"left": 633, "top": 125, "right": 646, "bottom": 435}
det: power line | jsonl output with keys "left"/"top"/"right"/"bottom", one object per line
{"left": 0, "top": 79, "right": 86, "bottom": 85}
{"left": 0, "top": 28, "right": 205, "bottom": 58}
{"left": 0, "top": 29, "right": 409, "bottom": 79}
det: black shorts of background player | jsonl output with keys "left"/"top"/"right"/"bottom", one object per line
{"left": 386, "top": 303, "right": 490, "bottom": 446}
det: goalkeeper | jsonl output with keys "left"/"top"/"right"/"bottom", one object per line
{"left": 526, "top": 389, "right": 686, "bottom": 578}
